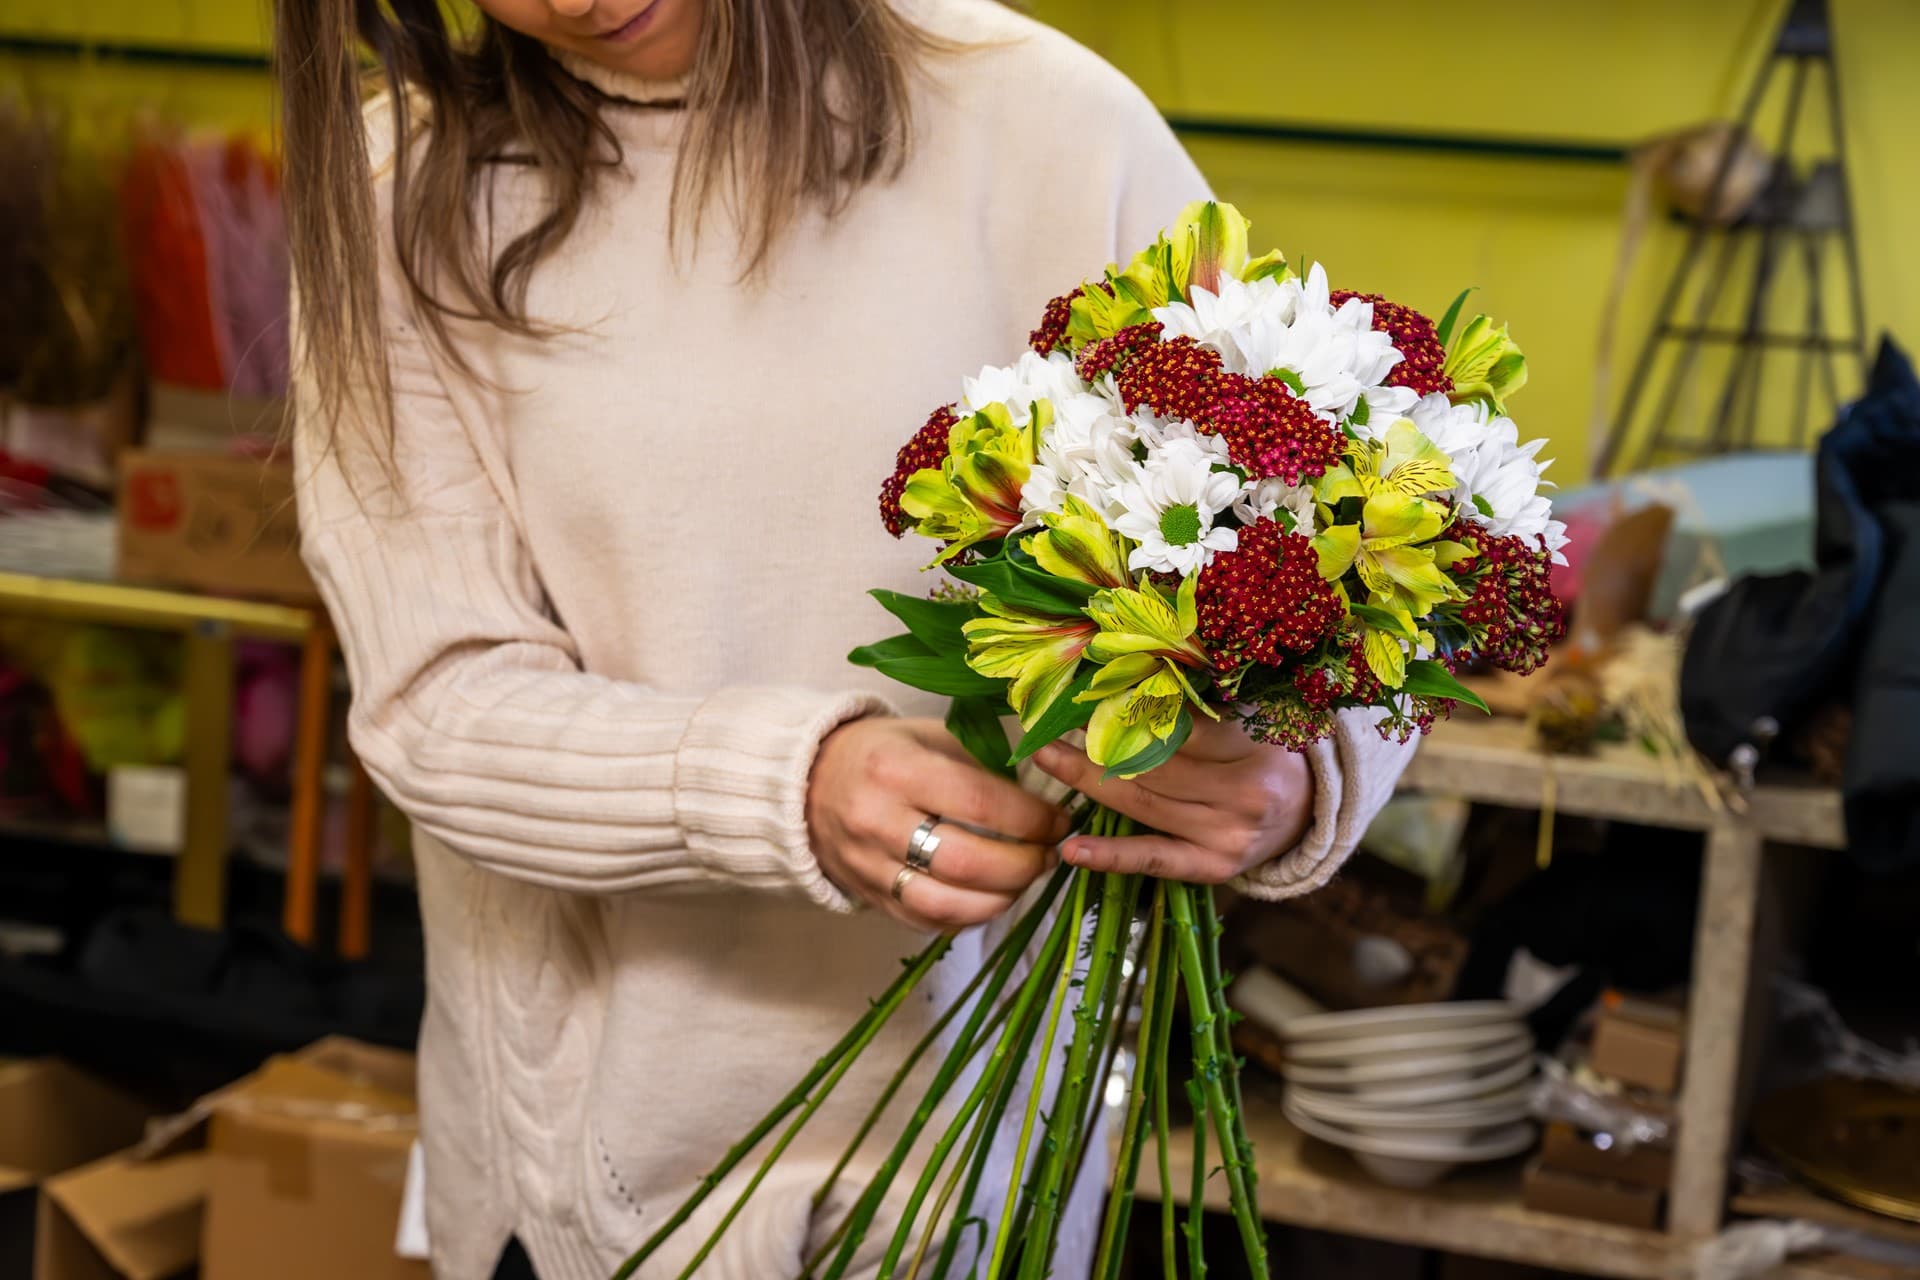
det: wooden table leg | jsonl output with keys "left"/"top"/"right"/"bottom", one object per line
{"left": 339, "top": 758, "right": 376, "bottom": 959}
{"left": 175, "top": 619, "right": 234, "bottom": 929}
{"left": 1669, "top": 820, "right": 1764, "bottom": 1238}
{"left": 283, "top": 625, "right": 333, "bottom": 944}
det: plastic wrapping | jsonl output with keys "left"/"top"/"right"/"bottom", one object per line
{"left": 1694, "top": 1219, "right": 1920, "bottom": 1280}
{"left": 1528, "top": 1057, "right": 1672, "bottom": 1151}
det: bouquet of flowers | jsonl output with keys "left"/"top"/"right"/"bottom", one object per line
{"left": 616, "top": 202, "right": 1567, "bottom": 1280}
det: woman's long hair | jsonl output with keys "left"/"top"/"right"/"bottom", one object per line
{"left": 277, "top": 0, "right": 936, "bottom": 462}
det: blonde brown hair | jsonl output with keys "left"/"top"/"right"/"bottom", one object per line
{"left": 276, "top": 0, "right": 938, "bottom": 459}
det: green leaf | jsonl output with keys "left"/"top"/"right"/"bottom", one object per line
{"left": 848, "top": 633, "right": 933, "bottom": 668}
{"left": 1401, "top": 659, "right": 1491, "bottom": 714}
{"left": 1102, "top": 709, "right": 1193, "bottom": 781}
{"left": 1348, "top": 603, "right": 1415, "bottom": 637}
{"left": 946, "top": 696, "right": 1016, "bottom": 779}
{"left": 868, "top": 589, "right": 974, "bottom": 656}
{"left": 874, "top": 654, "right": 1006, "bottom": 698}
{"left": 1267, "top": 367, "right": 1307, "bottom": 396}
{"left": 1009, "top": 666, "right": 1098, "bottom": 764}
{"left": 1436, "top": 287, "right": 1476, "bottom": 348}
{"left": 1350, "top": 397, "right": 1370, "bottom": 428}
{"left": 948, "top": 552, "right": 1097, "bottom": 617}
{"left": 1472, "top": 494, "right": 1495, "bottom": 518}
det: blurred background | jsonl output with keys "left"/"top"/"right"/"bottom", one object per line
{"left": 2, "top": 4, "right": 1918, "bottom": 1280}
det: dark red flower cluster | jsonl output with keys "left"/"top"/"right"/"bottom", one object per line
{"left": 1196, "top": 524, "right": 1344, "bottom": 670}
{"left": 1292, "top": 637, "right": 1385, "bottom": 711}
{"left": 1028, "top": 287, "right": 1084, "bottom": 357}
{"left": 1239, "top": 692, "right": 1334, "bottom": 753}
{"left": 879, "top": 405, "right": 958, "bottom": 538}
{"left": 1087, "top": 331, "right": 1345, "bottom": 485}
{"left": 1332, "top": 290, "right": 1453, "bottom": 398}
{"left": 1444, "top": 522, "right": 1566, "bottom": 674}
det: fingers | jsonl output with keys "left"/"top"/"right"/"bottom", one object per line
{"left": 1030, "top": 742, "right": 1220, "bottom": 844}
{"left": 915, "top": 820, "right": 1052, "bottom": 895}
{"left": 844, "top": 842, "right": 1015, "bottom": 933}
{"left": 1060, "top": 832, "right": 1242, "bottom": 885}
{"left": 1180, "top": 713, "right": 1258, "bottom": 763}
{"left": 896, "top": 724, "right": 1070, "bottom": 845}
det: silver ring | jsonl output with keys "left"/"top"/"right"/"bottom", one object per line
{"left": 906, "top": 816, "right": 943, "bottom": 872}
{"left": 891, "top": 865, "right": 918, "bottom": 902}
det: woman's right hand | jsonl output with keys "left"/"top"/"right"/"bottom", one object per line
{"left": 807, "top": 717, "right": 1070, "bottom": 932}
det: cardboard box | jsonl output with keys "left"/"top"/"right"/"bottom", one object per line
{"left": 1522, "top": 1160, "right": 1664, "bottom": 1230}
{"left": 115, "top": 448, "right": 319, "bottom": 606}
{"left": 33, "top": 1038, "right": 424, "bottom": 1280}
{"left": 1589, "top": 1002, "right": 1685, "bottom": 1096}
{"left": 1538, "top": 1122, "right": 1673, "bottom": 1191}
{"left": 144, "top": 386, "right": 284, "bottom": 455}
{"left": 0, "top": 1060, "right": 156, "bottom": 1280}
{"left": 201, "top": 1038, "right": 425, "bottom": 1280}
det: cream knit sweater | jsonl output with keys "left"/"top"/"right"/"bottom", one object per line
{"left": 295, "top": 4, "right": 1415, "bottom": 1276}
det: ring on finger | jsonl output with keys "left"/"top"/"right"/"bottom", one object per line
{"left": 891, "top": 865, "right": 918, "bottom": 902}
{"left": 905, "top": 816, "right": 943, "bottom": 872}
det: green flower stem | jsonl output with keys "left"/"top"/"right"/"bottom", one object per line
{"left": 984, "top": 870, "right": 1092, "bottom": 1280}
{"left": 810, "top": 865, "right": 1073, "bottom": 1211}
{"left": 877, "top": 897, "right": 1076, "bottom": 1278}
{"left": 1091, "top": 881, "right": 1168, "bottom": 1280}
{"left": 611, "top": 937, "right": 953, "bottom": 1280}
{"left": 1155, "top": 1032, "right": 1177, "bottom": 1280}
{"left": 813, "top": 874, "right": 1078, "bottom": 1280}
{"left": 1185, "top": 1078, "right": 1208, "bottom": 1280}
{"left": 1167, "top": 883, "right": 1268, "bottom": 1275}
{"left": 1016, "top": 870, "right": 1137, "bottom": 1280}
{"left": 1196, "top": 887, "right": 1253, "bottom": 1186}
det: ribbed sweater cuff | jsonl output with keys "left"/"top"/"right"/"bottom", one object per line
{"left": 1231, "top": 733, "right": 1345, "bottom": 901}
{"left": 673, "top": 686, "right": 894, "bottom": 912}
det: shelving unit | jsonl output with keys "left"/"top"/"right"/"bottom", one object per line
{"left": 1134, "top": 714, "right": 1858, "bottom": 1278}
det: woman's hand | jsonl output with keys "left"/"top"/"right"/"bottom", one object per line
{"left": 1034, "top": 716, "right": 1312, "bottom": 884}
{"left": 808, "top": 718, "right": 1070, "bottom": 932}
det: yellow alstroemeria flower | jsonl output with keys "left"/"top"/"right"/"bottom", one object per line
{"left": 1072, "top": 575, "right": 1219, "bottom": 769}
{"left": 1312, "top": 490, "right": 1463, "bottom": 622}
{"left": 1021, "top": 496, "right": 1133, "bottom": 591}
{"left": 1318, "top": 418, "right": 1459, "bottom": 507}
{"left": 1443, "top": 314, "right": 1529, "bottom": 414}
{"left": 962, "top": 599, "right": 1097, "bottom": 729}
{"left": 1068, "top": 201, "right": 1277, "bottom": 343}
{"left": 900, "top": 401, "right": 1041, "bottom": 565}
{"left": 1347, "top": 602, "right": 1437, "bottom": 691}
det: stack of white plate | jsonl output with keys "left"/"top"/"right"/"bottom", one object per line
{"left": 1278, "top": 1002, "right": 1537, "bottom": 1188}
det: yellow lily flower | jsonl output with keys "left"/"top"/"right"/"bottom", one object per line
{"left": 962, "top": 599, "right": 1096, "bottom": 729}
{"left": 1084, "top": 574, "right": 1210, "bottom": 670}
{"left": 1070, "top": 576, "right": 1220, "bottom": 769}
{"left": 1021, "top": 497, "right": 1133, "bottom": 591}
{"left": 1312, "top": 489, "right": 1463, "bottom": 620}
{"left": 1318, "top": 419, "right": 1459, "bottom": 506}
{"left": 1443, "top": 314, "right": 1529, "bottom": 414}
{"left": 900, "top": 401, "right": 1040, "bottom": 564}
{"left": 1079, "top": 656, "right": 1190, "bottom": 771}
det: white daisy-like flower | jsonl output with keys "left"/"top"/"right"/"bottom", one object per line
{"left": 1406, "top": 395, "right": 1568, "bottom": 563}
{"left": 959, "top": 349, "right": 1084, "bottom": 426}
{"left": 1020, "top": 392, "right": 1139, "bottom": 524}
{"left": 1232, "top": 478, "right": 1316, "bottom": 533}
{"left": 1110, "top": 437, "right": 1243, "bottom": 576}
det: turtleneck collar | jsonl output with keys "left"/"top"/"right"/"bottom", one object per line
{"left": 548, "top": 46, "right": 689, "bottom": 106}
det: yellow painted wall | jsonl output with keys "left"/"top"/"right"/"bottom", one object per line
{"left": 6, "top": 1, "right": 1917, "bottom": 479}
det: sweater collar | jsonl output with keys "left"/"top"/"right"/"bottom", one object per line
{"left": 548, "top": 47, "right": 689, "bottom": 106}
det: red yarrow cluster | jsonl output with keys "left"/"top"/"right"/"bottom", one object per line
{"left": 1085, "top": 331, "right": 1345, "bottom": 485}
{"left": 1196, "top": 524, "right": 1345, "bottom": 670}
{"left": 1332, "top": 290, "right": 1453, "bottom": 398}
{"left": 879, "top": 405, "right": 959, "bottom": 537}
{"left": 1445, "top": 522, "right": 1567, "bottom": 674}
{"left": 1029, "top": 287, "right": 1085, "bottom": 357}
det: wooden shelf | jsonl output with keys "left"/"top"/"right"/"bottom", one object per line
{"left": 1400, "top": 715, "right": 1845, "bottom": 850}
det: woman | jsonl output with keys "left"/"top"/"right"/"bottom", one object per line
{"left": 279, "top": 0, "right": 1415, "bottom": 1275}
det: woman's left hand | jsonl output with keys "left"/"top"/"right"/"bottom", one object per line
{"left": 1033, "top": 716, "right": 1312, "bottom": 884}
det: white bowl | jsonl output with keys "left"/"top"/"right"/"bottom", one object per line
{"left": 1286, "top": 1082, "right": 1533, "bottom": 1130}
{"left": 1280, "top": 1001, "right": 1520, "bottom": 1043}
{"left": 1285, "top": 1103, "right": 1537, "bottom": 1188}
{"left": 1287, "top": 1053, "right": 1536, "bottom": 1109}
{"left": 1283, "top": 1019, "right": 1526, "bottom": 1065}
{"left": 1281, "top": 1032, "right": 1533, "bottom": 1088}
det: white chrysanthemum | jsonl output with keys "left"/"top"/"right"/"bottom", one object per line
{"left": 1110, "top": 437, "right": 1242, "bottom": 576}
{"left": 959, "top": 349, "right": 1084, "bottom": 425}
{"left": 1232, "top": 478, "right": 1316, "bottom": 533}
{"left": 1133, "top": 411, "right": 1232, "bottom": 464}
{"left": 1151, "top": 265, "right": 1406, "bottom": 420}
{"left": 1020, "top": 392, "right": 1139, "bottom": 524}
{"left": 1406, "top": 395, "right": 1568, "bottom": 563}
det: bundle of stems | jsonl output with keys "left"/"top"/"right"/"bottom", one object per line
{"left": 613, "top": 806, "right": 1269, "bottom": 1280}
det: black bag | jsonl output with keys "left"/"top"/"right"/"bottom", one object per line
{"left": 1680, "top": 338, "right": 1920, "bottom": 870}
